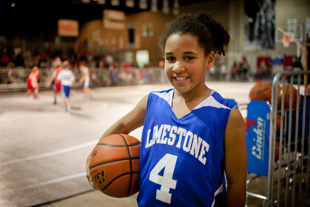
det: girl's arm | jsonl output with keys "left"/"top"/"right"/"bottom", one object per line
{"left": 46, "top": 73, "right": 54, "bottom": 88}
{"left": 79, "top": 75, "right": 85, "bottom": 82}
{"left": 86, "top": 94, "right": 148, "bottom": 185}
{"left": 224, "top": 107, "right": 247, "bottom": 207}
{"left": 98, "top": 94, "right": 148, "bottom": 142}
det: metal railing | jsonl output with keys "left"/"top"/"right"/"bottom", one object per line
{"left": 246, "top": 71, "right": 310, "bottom": 207}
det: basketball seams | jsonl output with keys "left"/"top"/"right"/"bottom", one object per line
{"left": 100, "top": 172, "right": 139, "bottom": 192}
{"left": 97, "top": 142, "right": 140, "bottom": 147}
{"left": 89, "top": 157, "right": 140, "bottom": 170}
{"left": 119, "top": 134, "right": 134, "bottom": 197}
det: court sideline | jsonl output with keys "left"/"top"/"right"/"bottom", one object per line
{"left": 0, "top": 82, "right": 256, "bottom": 207}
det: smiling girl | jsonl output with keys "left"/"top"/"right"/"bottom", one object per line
{"left": 87, "top": 12, "right": 247, "bottom": 207}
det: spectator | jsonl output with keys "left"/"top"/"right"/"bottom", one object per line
{"left": 10, "top": 67, "right": 21, "bottom": 83}
{"left": 241, "top": 58, "right": 250, "bottom": 81}
{"left": 105, "top": 53, "right": 114, "bottom": 66}
{"left": 220, "top": 63, "right": 227, "bottom": 81}
{"left": 230, "top": 61, "right": 237, "bottom": 81}
{"left": 0, "top": 50, "right": 9, "bottom": 68}
{"left": 24, "top": 49, "right": 33, "bottom": 68}
{"left": 51, "top": 56, "right": 62, "bottom": 69}
{"left": 210, "top": 65, "right": 215, "bottom": 80}
{"left": 15, "top": 51, "right": 25, "bottom": 67}
{"left": 0, "top": 68, "right": 10, "bottom": 84}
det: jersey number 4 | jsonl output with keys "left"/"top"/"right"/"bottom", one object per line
{"left": 149, "top": 153, "right": 178, "bottom": 204}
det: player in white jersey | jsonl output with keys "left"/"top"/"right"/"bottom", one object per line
{"left": 87, "top": 12, "right": 247, "bottom": 207}
{"left": 79, "top": 61, "right": 93, "bottom": 99}
{"left": 57, "top": 60, "right": 75, "bottom": 112}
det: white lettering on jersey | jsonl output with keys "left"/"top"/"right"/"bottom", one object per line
{"left": 145, "top": 124, "right": 209, "bottom": 165}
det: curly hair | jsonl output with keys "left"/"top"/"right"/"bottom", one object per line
{"left": 158, "top": 12, "right": 230, "bottom": 56}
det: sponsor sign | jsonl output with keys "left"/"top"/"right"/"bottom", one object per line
{"left": 103, "top": 10, "right": 125, "bottom": 30}
{"left": 58, "top": 19, "right": 79, "bottom": 37}
{"left": 246, "top": 100, "right": 270, "bottom": 176}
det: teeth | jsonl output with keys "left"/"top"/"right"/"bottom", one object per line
{"left": 176, "top": 77, "right": 186, "bottom": 80}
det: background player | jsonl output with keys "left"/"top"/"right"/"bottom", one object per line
{"left": 57, "top": 60, "right": 75, "bottom": 112}
{"left": 46, "top": 62, "right": 62, "bottom": 104}
{"left": 26, "top": 66, "right": 40, "bottom": 99}
{"left": 87, "top": 12, "right": 247, "bottom": 206}
{"left": 79, "top": 61, "right": 93, "bottom": 99}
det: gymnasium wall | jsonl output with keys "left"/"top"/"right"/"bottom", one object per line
{"left": 78, "top": 0, "right": 310, "bottom": 73}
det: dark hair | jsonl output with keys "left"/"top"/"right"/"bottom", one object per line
{"left": 159, "top": 12, "right": 230, "bottom": 56}
{"left": 63, "top": 60, "right": 70, "bottom": 68}
{"left": 79, "top": 61, "right": 87, "bottom": 66}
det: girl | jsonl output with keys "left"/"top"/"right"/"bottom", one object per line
{"left": 87, "top": 12, "right": 247, "bottom": 207}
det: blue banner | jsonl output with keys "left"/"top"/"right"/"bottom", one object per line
{"left": 246, "top": 100, "right": 270, "bottom": 176}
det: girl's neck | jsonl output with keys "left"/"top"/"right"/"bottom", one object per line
{"left": 174, "top": 85, "right": 210, "bottom": 104}
{"left": 172, "top": 86, "right": 211, "bottom": 118}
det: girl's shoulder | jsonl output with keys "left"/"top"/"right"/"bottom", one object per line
{"left": 210, "top": 90, "right": 237, "bottom": 110}
{"left": 150, "top": 88, "right": 175, "bottom": 98}
{"left": 151, "top": 88, "right": 175, "bottom": 95}
{"left": 148, "top": 88, "right": 175, "bottom": 105}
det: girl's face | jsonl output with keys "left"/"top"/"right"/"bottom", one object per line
{"left": 164, "top": 33, "right": 214, "bottom": 95}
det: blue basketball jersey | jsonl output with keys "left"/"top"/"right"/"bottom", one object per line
{"left": 137, "top": 88, "right": 236, "bottom": 207}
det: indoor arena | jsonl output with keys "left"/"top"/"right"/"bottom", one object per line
{"left": 1, "top": 0, "right": 310, "bottom": 206}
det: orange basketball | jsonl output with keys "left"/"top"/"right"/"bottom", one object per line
{"left": 249, "top": 82, "right": 272, "bottom": 103}
{"left": 87, "top": 134, "right": 140, "bottom": 197}
{"left": 277, "top": 85, "right": 300, "bottom": 109}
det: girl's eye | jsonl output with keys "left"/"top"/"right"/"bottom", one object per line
{"left": 184, "top": 56, "right": 194, "bottom": 60}
{"left": 166, "top": 57, "right": 175, "bottom": 61}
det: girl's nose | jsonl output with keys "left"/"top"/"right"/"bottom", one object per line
{"left": 172, "top": 62, "right": 185, "bottom": 73}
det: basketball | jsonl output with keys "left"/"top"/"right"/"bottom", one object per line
{"left": 87, "top": 134, "right": 140, "bottom": 198}
{"left": 249, "top": 82, "right": 272, "bottom": 103}
{"left": 277, "top": 85, "right": 300, "bottom": 109}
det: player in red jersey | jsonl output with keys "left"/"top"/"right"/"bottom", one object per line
{"left": 46, "top": 63, "right": 62, "bottom": 104}
{"left": 26, "top": 66, "right": 40, "bottom": 99}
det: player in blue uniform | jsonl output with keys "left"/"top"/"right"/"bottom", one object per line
{"left": 57, "top": 60, "right": 75, "bottom": 112}
{"left": 87, "top": 12, "right": 247, "bottom": 207}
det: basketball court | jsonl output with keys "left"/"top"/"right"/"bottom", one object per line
{"left": 0, "top": 81, "right": 270, "bottom": 207}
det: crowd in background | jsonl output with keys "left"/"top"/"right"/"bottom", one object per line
{"left": 209, "top": 56, "right": 254, "bottom": 82}
{"left": 230, "top": 57, "right": 253, "bottom": 81}
{"left": 0, "top": 45, "right": 134, "bottom": 70}
{"left": 0, "top": 45, "right": 143, "bottom": 86}
{"left": 0, "top": 45, "right": 259, "bottom": 86}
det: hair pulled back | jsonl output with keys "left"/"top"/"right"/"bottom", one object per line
{"left": 159, "top": 12, "right": 230, "bottom": 56}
